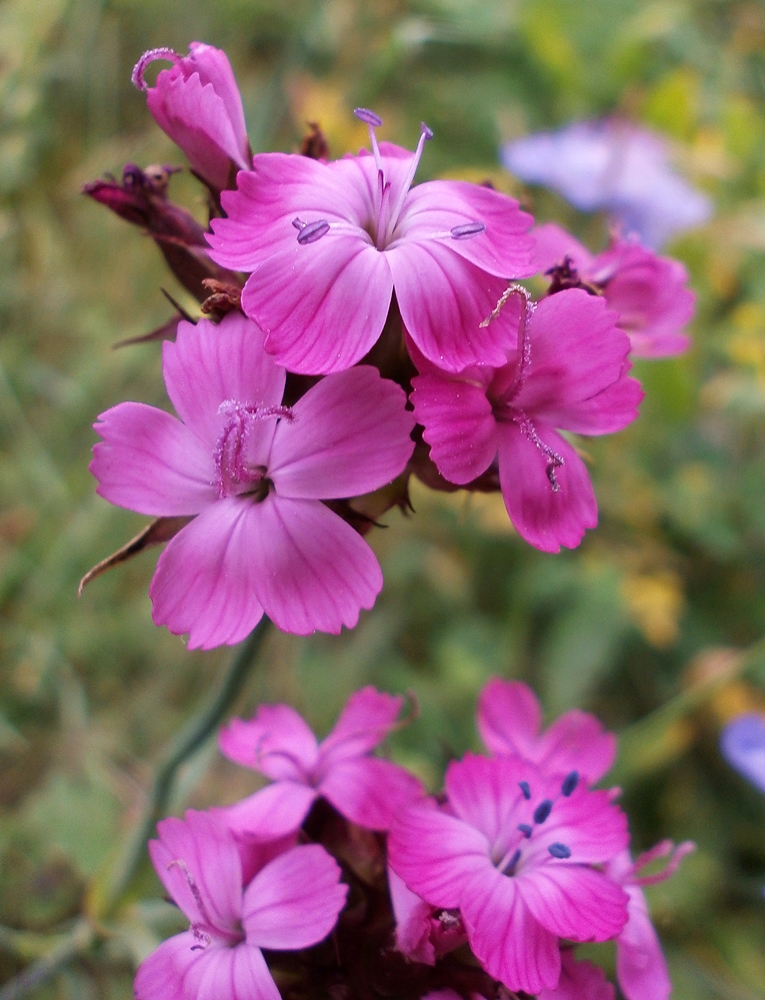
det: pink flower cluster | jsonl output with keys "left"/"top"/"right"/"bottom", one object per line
{"left": 135, "top": 681, "right": 692, "bottom": 1000}
{"left": 85, "top": 42, "right": 698, "bottom": 646}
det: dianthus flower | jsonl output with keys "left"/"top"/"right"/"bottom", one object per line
{"left": 477, "top": 678, "right": 616, "bottom": 783}
{"left": 207, "top": 109, "right": 535, "bottom": 375}
{"left": 410, "top": 287, "right": 642, "bottom": 552}
{"left": 388, "top": 753, "right": 629, "bottom": 995}
{"left": 218, "top": 687, "right": 424, "bottom": 838}
{"left": 533, "top": 222, "right": 695, "bottom": 358}
{"left": 132, "top": 43, "right": 251, "bottom": 192}
{"left": 90, "top": 312, "right": 415, "bottom": 647}
{"left": 134, "top": 810, "right": 347, "bottom": 1000}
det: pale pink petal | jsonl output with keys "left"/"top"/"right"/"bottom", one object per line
{"left": 179, "top": 941, "right": 280, "bottom": 1000}
{"left": 616, "top": 884, "right": 672, "bottom": 1000}
{"left": 460, "top": 866, "right": 561, "bottom": 994}
{"left": 218, "top": 705, "right": 319, "bottom": 779}
{"left": 320, "top": 687, "right": 406, "bottom": 762}
{"left": 496, "top": 421, "right": 597, "bottom": 552}
{"left": 388, "top": 802, "right": 489, "bottom": 909}
{"left": 410, "top": 372, "right": 498, "bottom": 485}
{"left": 319, "top": 756, "right": 424, "bottom": 830}
{"left": 512, "top": 291, "right": 630, "bottom": 415}
{"left": 388, "top": 241, "right": 519, "bottom": 371}
{"left": 476, "top": 679, "right": 543, "bottom": 758}
{"left": 250, "top": 496, "right": 383, "bottom": 635}
{"left": 269, "top": 367, "right": 414, "bottom": 499}
{"left": 444, "top": 754, "right": 534, "bottom": 846}
{"left": 162, "top": 314, "right": 286, "bottom": 447}
{"left": 186, "top": 42, "right": 249, "bottom": 160}
{"left": 242, "top": 844, "right": 347, "bottom": 949}
{"left": 134, "top": 932, "right": 206, "bottom": 1000}
{"left": 149, "top": 811, "right": 241, "bottom": 929}
{"left": 221, "top": 783, "right": 317, "bottom": 840}
{"left": 240, "top": 238, "right": 393, "bottom": 374}
{"left": 518, "top": 864, "right": 629, "bottom": 942}
{"left": 396, "top": 180, "right": 535, "bottom": 278}
{"left": 537, "top": 709, "right": 617, "bottom": 782}
{"left": 538, "top": 952, "right": 615, "bottom": 1000}
{"left": 543, "top": 375, "right": 643, "bottom": 436}
{"left": 149, "top": 499, "right": 265, "bottom": 650}
{"left": 92, "top": 403, "right": 215, "bottom": 515}
{"left": 531, "top": 222, "right": 593, "bottom": 273}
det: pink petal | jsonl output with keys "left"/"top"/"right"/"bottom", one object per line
{"left": 444, "top": 754, "right": 534, "bottom": 846}
{"left": 320, "top": 687, "right": 407, "bottom": 762}
{"left": 218, "top": 705, "right": 319, "bottom": 779}
{"left": 388, "top": 866, "right": 436, "bottom": 964}
{"left": 476, "top": 679, "right": 543, "bottom": 758}
{"left": 616, "top": 884, "right": 672, "bottom": 1000}
{"left": 496, "top": 422, "right": 597, "bottom": 552}
{"left": 389, "top": 241, "right": 518, "bottom": 371}
{"left": 162, "top": 937, "right": 281, "bottom": 1000}
{"left": 410, "top": 372, "right": 498, "bottom": 485}
{"left": 249, "top": 496, "right": 383, "bottom": 635}
{"left": 149, "top": 811, "right": 242, "bottom": 930}
{"left": 460, "top": 866, "right": 561, "bottom": 993}
{"left": 319, "top": 756, "right": 424, "bottom": 830}
{"left": 536, "top": 709, "right": 617, "bottom": 782}
{"left": 512, "top": 290, "right": 631, "bottom": 416}
{"left": 518, "top": 864, "right": 629, "bottom": 942}
{"left": 531, "top": 222, "right": 593, "bottom": 273}
{"left": 388, "top": 802, "right": 489, "bottom": 909}
{"left": 162, "top": 314, "right": 286, "bottom": 446}
{"left": 396, "top": 180, "right": 535, "bottom": 279}
{"left": 243, "top": 844, "right": 347, "bottom": 949}
{"left": 269, "top": 367, "right": 414, "bottom": 499}
{"left": 149, "top": 499, "right": 265, "bottom": 650}
{"left": 543, "top": 376, "right": 643, "bottom": 436}
{"left": 240, "top": 237, "right": 393, "bottom": 374}
{"left": 134, "top": 932, "right": 207, "bottom": 1000}
{"left": 92, "top": 403, "right": 215, "bottom": 516}
{"left": 538, "top": 952, "right": 615, "bottom": 1000}
{"left": 221, "top": 783, "right": 317, "bottom": 840}
{"left": 522, "top": 786, "right": 629, "bottom": 866}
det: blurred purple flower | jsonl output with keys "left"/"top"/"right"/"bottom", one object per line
{"left": 503, "top": 119, "right": 712, "bottom": 249}
{"left": 721, "top": 714, "right": 765, "bottom": 793}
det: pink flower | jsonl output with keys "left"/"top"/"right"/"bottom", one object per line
{"left": 606, "top": 840, "right": 695, "bottom": 1000}
{"left": 477, "top": 678, "right": 616, "bottom": 783}
{"left": 90, "top": 312, "right": 415, "bottom": 648}
{"left": 218, "top": 687, "right": 424, "bottom": 838}
{"left": 388, "top": 753, "right": 629, "bottom": 995}
{"left": 410, "top": 287, "right": 643, "bottom": 552}
{"left": 134, "top": 810, "right": 347, "bottom": 1000}
{"left": 387, "top": 867, "right": 467, "bottom": 965}
{"left": 538, "top": 951, "right": 615, "bottom": 1000}
{"left": 207, "top": 109, "right": 535, "bottom": 375}
{"left": 133, "top": 43, "right": 250, "bottom": 191}
{"left": 533, "top": 222, "right": 695, "bottom": 358}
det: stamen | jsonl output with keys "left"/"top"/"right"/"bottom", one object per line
{"left": 518, "top": 780, "right": 532, "bottom": 800}
{"left": 354, "top": 108, "right": 383, "bottom": 128}
{"left": 533, "top": 799, "right": 553, "bottom": 824}
{"left": 561, "top": 771, "right": 579, "bottom": 796}
{"left": 292, "top": 217, "right": 306, "bottom": 230}
{"left": 132, "top": 48, "right": 180, "bottom": 91}
{"left": 450, "top": 222, "right": 486, "bottom": 240}
{"left": 548, "top": 842, "right": 572, "bottom": 859}
{"left": 384, "top": 121, "right": 433, "bottom": 243}
{"left": 514, "top": 411, "right": 565, "bottom": 493}
{"left": 167, "top": 859, "right": 215, "bottom": 928}
{"left": 503, "top": 848, "right": 522, "bottom": 876}
{"left": 214, "top": 401, "right": 293, "bottom": 499}
{"left": 296, "top": 219, "right": 330, "bottom": 245}
{"left": 517, "top": 823, "right": 533, "bottom": 838}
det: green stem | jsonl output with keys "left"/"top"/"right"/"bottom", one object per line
{"left": 0, "top": 920, "right": 93, "bottom": 1000}
{"left": 101, "top": 617, "right": 271, "bottom": 915}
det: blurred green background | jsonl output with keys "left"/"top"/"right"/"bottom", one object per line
{"left": 2, "top": 0, "right": 765, "bottom": 996}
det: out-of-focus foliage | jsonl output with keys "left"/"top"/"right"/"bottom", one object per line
{"left": 2, "top": 0, "right": 765, "bottom": 996}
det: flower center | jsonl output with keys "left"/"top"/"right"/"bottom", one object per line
{"left": 213, "top": 400, "right": 294, "bottom": 500}
{"left": 493, "top": 770, "right": 579, "bottom": 877}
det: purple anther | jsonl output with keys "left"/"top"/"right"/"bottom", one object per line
{"left": 533, "top": 799, "right": 553, "bottom": 825}
{"left": 517, "top": 823, "right": 533, "bottom": 839}
{"left": 421, "top": 122, "right": 434, "bottom": 141}
{"left": 548, "top": 842, "right": 572, "bottom": 859}
{"left": 354, "top": 108, "right": 383, "bottom": 128}
{"left": 518, "top": 780, "right": 531, "bottom": 800}
{"left": 504, "top": 848, "right": 522, "bottom": 876}
{"left": 450, "top": 221, "right": 486, "bottom": 240}
{"left": 296, "top": 219, "right": 330, "bottom": 245}
{"left": 561, "top": 771, "right": 579, "bottom": 797}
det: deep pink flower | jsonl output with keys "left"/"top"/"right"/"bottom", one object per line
{"left": 388, "top": 753, "right": 629, "bottom": 995}
{"left": 533, "top": 222, "right": 695, "bottom": 358}
{"left": 410, "top": 287, "right": 643, "bottom": 552}
{"left": 218, "top": 687, "right": 424, "bottom": 838}
{"left": 606, "top": 840, "right": 694, "bottom": 1000}
{"left": 134, "top": 810, "right": 347, "bottom": 1000}
{"left": 207, "top": 109, "right": 535, "bottom": 375}
{"left": 133, "top": 43, "right": 250, "bottom": 191}
{"left": 90, "top": 313, "right": 415, "bottom": 648}
{"left": 538, "top": 951, "right": 615, "bottom": 1000}
{"left": 477, "top": 678, "right": 616, "bottom": 783}
{"left": 387, "top": 867, "right": 467, "bottom": 965}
